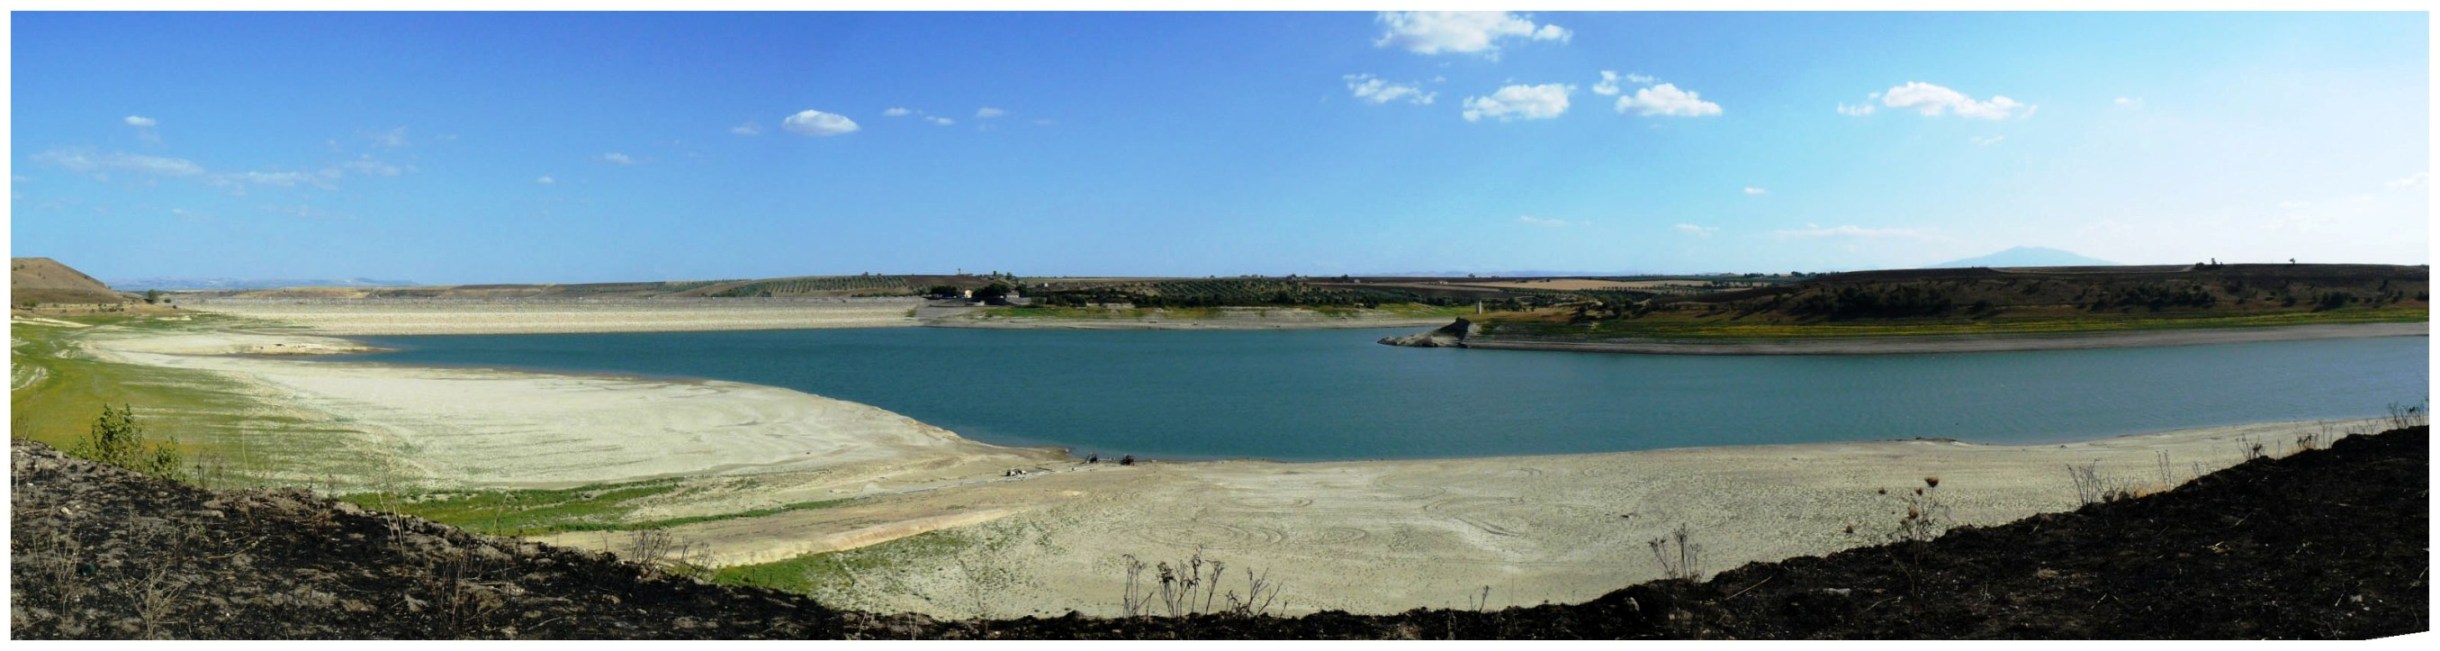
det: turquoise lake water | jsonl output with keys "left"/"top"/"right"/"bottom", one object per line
{"left": 339, "top": 328, "right": 2429, "bottom": 461}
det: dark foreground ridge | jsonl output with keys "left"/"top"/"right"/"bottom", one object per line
{"left": 12, "top": 428, "right": 2429, "bottom": 639}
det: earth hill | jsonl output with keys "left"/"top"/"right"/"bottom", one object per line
{"left": 11, "top": 257, "right": 133, "bottom": 307}
{"left": 1456, "top": 263, "right": 2430, "bottom": 342}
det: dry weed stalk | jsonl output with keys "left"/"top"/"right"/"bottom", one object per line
{"left": 1647, "top": 523, "right": 1703, "bottom": 581}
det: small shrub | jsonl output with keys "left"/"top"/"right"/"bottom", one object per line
{"left": 619, "top": 529, "right": 712, "bottom": 581}
{"left": 72, "top": 404, "right": 183, "bottom": 480}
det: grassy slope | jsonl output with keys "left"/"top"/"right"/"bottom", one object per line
{"left": 7, "top": 314, "right": 354, "bottom": 483}
{"left": 11, "top": 313, "right": 840, "bottom": 538}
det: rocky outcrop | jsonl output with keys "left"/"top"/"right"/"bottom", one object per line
{"left": 1377, "top": 318, "right": 1478, "bottom": 348}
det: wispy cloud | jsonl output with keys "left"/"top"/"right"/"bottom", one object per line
{"left": 342, "top": 155, "right": 402, "bottom": 177}
{"left": 369, "top": 126, "right": 410, "bottom": 148}
{"left": 1374, "top": 11, "right": 1569, "bottom": 57}
{"left": 925, "top": 116, "right": 955, "bottom": 126}
{"left": 1673, "top": 223, "right": 1719, "bottom": 238}
{"left": 1878, "top": 82, "right": 2032, "bottom": 120}
{"left": 123, "top": 115, "right": 157, "bottom": 128}
{"left": 782, "top": 109, "right": 860, "bottom": 136}
{"left": 218, "top": 170, "right": 324, "bottom": 187}
{"left": 33, "top": 148, "right": 205, "bottom": 176}
{"left": 1773, "top": 223, "right": 1928, "bottom": 240}
{"left": 536, "top": 175, "right": 556, "bottom": 185}
{"left": 1742, "top": 187, "right": 1767, "bottom": 196}
{"left": 1969, "top": 135, "right": 2006, "bottom": 146}
{"left": 1517, "top": 215, "right": 1578, "bottom": 227}
{"left": 602, "top": 152, "right": 636, "bottom": 165}
{"left": 1615, "top": 83, "right": 1721, "bottom": 117}
{"left": 2386, "top": 171, "right": 2427, "bottom": 189}
{"left": 729, "top": 122, "right": 763, "bottom": 136}
{"left": 1462, "top": 83, "right": 1572, "bottom": 122}
{"left": 1344, "top": 73, "right": 1437, "bottom": 105}
{"left": 1836, "top": 102, "right": 1877, "bottom": 116}
{"left": 882, "top": 107, "right": 913, "bottom": 117}
{"left": 975, "top": 107, "right": 1007, "bottom": 119}
{"left": 2113, "top": 97, "right": 2145, "bottom": 108}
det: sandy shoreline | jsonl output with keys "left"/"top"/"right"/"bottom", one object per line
{"left": 182, "top": 298, "right": 927, "bottom": 335}
{"left": 63, "top": 318, "right": 2415, "bottom": 618}
{"left": 1428, "top": 321, "right": 2428, "bottom": 355}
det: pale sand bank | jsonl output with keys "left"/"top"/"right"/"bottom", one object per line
{"left": 82, "top": 330, "right": 1054, "bottom": 489}
{"left": 75, "top": 323, "right": 2400, "bottom": 618}
{"left": 183, "top": 298, "right": 925, "bottom": 335}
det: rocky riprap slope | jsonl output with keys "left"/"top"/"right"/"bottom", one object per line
{"left": 11, "top": 427, "right": 2429, "bottom": 639}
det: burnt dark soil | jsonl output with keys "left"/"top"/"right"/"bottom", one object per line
{"left": 11, "top": 427, "right": 2429, "bottom": 639}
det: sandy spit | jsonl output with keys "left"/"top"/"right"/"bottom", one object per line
{"left": 80, "top": 329, "right": 1055, "bottom": 489}
{"left": 1445, "top": 321, "right": 2428, "bottom": 355}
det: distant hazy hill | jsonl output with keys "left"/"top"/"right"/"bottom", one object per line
{"left": 106, "top": 277, "right": 420, "bottom": 291}
{"left": 12, "top": 257, "right": 132, "bottom": 305}
{"left": 1934, "top": 247, "right": 2115, "bottom": 268}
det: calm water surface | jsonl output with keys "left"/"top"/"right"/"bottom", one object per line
{"left": 339, "top": 328, "right": 2429, "bottom": 461}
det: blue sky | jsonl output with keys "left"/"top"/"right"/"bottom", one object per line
{"left": 9, "top": 11, "right": 2429, "bottom": 283}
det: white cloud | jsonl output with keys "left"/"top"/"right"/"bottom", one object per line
{"left": 1673, "top": 223, "right": 1718, "bottom": 238}
{"left": 1969, "top": 135, "right": 2006, "bottom": 146}
{"left": 536, "top": 175, "right": 556, "bottom": 185}
{"left": 1614, "top": 83, "right": 1721, "bottom": 117}
{"left": 882, "top": 107, "right": 913, "bottom": 117}
{"left": 730, "top": 122, "right": 763, "bottom": 136}
{"left": 1344, "top": 74, "right": 1437, "bottom": 105}
{"left": 123, "top": 115, "right": 157, "bottom": 128}
{"left": 370, "top": 127, "right": 410, "bottom": 148}
{"left": 1593, "top": 71, "right": 1623, "bottom": 96}
{"left": 1461, "top": 83, "right": 1572, "bottom": 122}
{"left": 1879, "top": 82, "right": 2031, "bottom": 119}
{"left": 1591, "top": 71, "right": 1657, "bottom": 96}
{"left": 1373, "top": 11, "right": 1569, "bottom": 56}
{"left": 1517, "top": 215, "right": 1575, "bottom": 227}
{"left": 781, "top": 109, "right": 860, "bottom": 136}
{"left": 925, "top": 116, "right": 955, "bottom": 126}
{"left": 1742, "top": 187, "right": 1767, "bottom": 196}
{"left": 1773, "top": 224, "right": 1928, "bottom": 240}
{"left": 602, "top": 152, "right": 636, "bottom": 165}
{"left": 34, "top": 149, "right": 205, "bottom": 176}
{"left": 1836, "top": 103, "right": 1877, "bottom": 116}
{"left": 975, "top": 107, "right": 1007, "bottom": 119}
{"left": 2386, "top": 171, "right": 2427, "bottom": 189}
{"left": 2113, "top": 97, "right": 2145, "bottom": 108}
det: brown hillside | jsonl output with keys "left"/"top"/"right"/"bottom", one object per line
{"left": 11, "top": 257, "right": 131, "bottom": 306}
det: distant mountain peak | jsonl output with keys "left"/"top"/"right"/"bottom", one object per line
{"left": 1934, "top": 247, "right": 2115, "bottom": 269}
